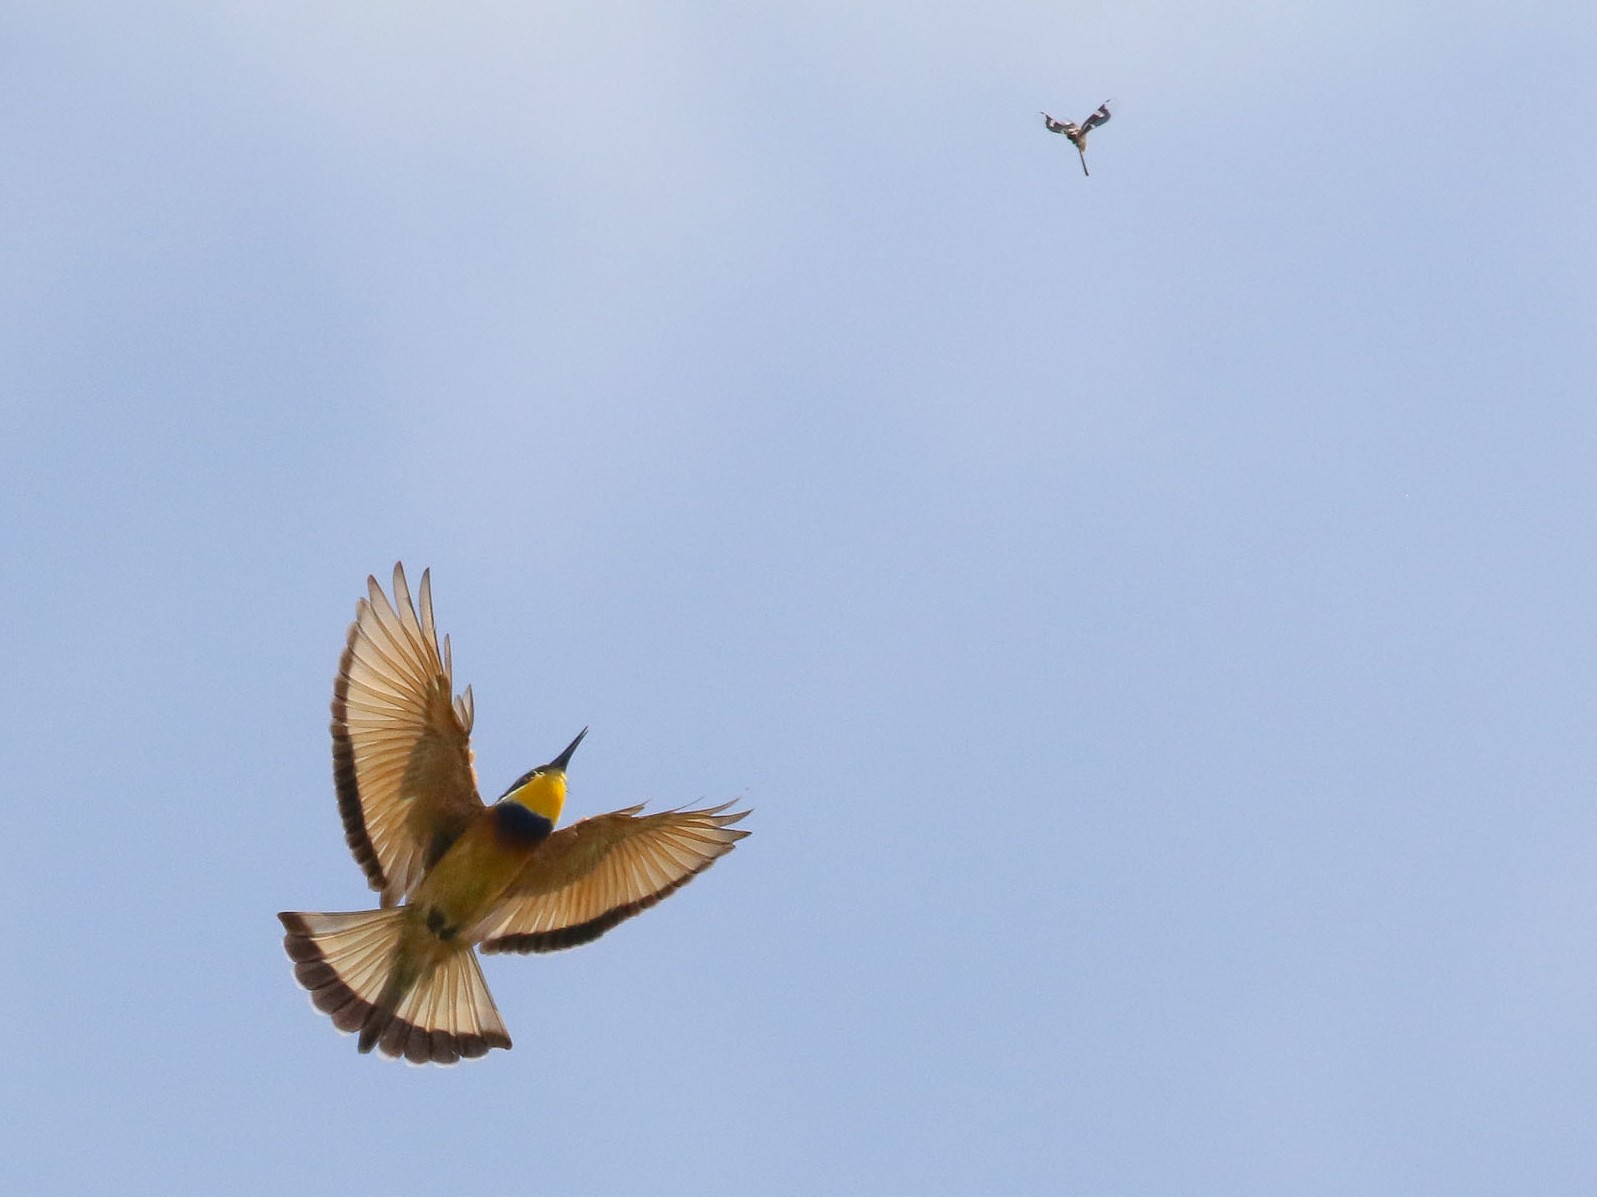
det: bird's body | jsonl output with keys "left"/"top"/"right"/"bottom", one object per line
{"left": 1041, "top": 102, "right": 1112, "bottom": 175}
{"left": 279, "top": 564, "right": 749, "bottom": 1064}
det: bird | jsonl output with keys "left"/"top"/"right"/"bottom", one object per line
{"left": 1040, "top": 102, "right": 1112, "bottom": 176}
{"left": 278, "top": 563, "right": 750, "bottom": 1064}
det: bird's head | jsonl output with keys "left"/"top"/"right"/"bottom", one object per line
{"left": 499, "top": 727, "right": 588, "bottom": 825}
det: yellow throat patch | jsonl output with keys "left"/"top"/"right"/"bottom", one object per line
{"left": 504, "top": 769, "right": 566, "bottom": 825}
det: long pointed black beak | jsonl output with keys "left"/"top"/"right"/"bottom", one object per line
{"left": 542, "top": 726, "right": 588, "bottom": 773}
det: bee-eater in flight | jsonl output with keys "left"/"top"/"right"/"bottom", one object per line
{"left": 1041, "top": 102, "right": 1112, "bottom": 175}
{"left": 279, "top": 564, "right": 750, "bottom": 1064}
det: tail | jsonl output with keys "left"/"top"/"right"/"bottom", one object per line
{"left": 279, "top": 910, "right": 511, "bottom": 1064}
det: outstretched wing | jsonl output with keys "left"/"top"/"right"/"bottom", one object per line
{"left": 475, "top": 803, "right": 751, "bottom": 953}
{"left": 1082, "top": 102, "right": 1112, "bottom": 130}
{"left": 1040, "top": 111, "right": 1078, "bottom": 137}
{"left": 331, "top": 563, "right": 483, "bottom": 906}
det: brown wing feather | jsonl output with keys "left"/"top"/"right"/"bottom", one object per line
{"left": 331, "top": 563, "right": 482, "bottom": 906}
{"left": 474, "top": 803, "right": 750, "bottom": 954}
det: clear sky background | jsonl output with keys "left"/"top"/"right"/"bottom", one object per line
{"left": 4, "top": 3, "right": 1595, "bottom": 1193}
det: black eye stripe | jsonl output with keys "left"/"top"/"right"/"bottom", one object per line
{"left": 498, "top": 768, "right": 547, "bottom": 799}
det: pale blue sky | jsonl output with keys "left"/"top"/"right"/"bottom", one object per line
{"left": 4, "top": 3, "right": 1595, "bottom": 1193}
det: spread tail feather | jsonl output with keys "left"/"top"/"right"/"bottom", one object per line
{"left": 279, "top": 909, "right": 511, "bottom": 1064}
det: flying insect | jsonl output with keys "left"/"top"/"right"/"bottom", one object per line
{"left": 1041, "top": 102, "right": 1113, "bottom": 175}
